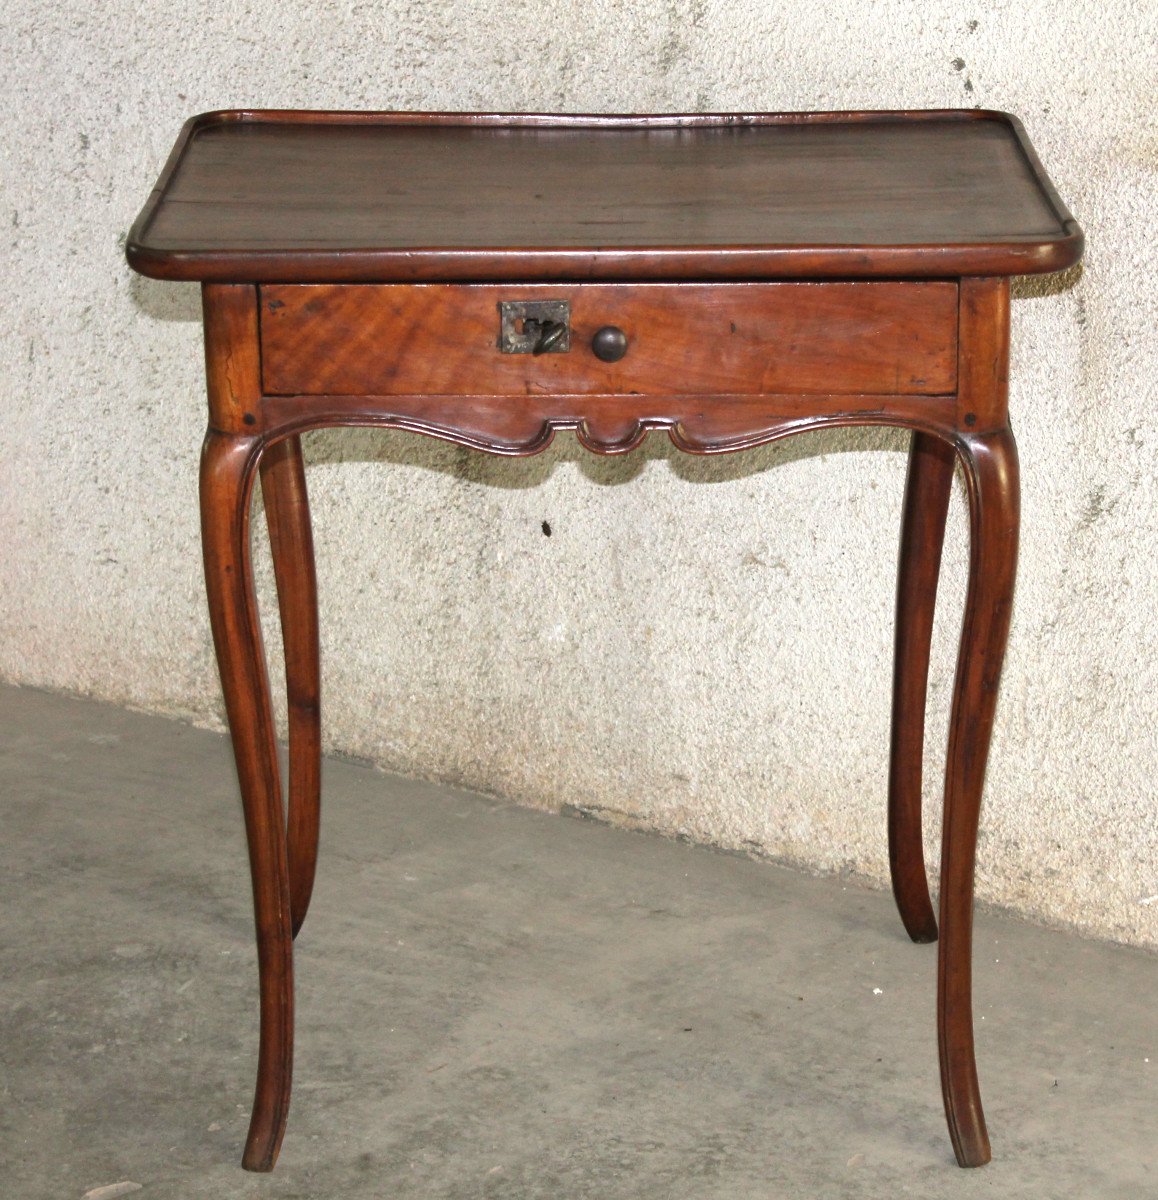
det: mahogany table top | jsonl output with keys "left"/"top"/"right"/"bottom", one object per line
{"left": 126, "top": 109, "right": 1082, "bottom": 284}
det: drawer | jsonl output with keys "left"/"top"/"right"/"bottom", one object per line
{"left": 259, "top": 282, "right": 958, "bottom": 398}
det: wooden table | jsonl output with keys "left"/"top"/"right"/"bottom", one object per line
{"left": 126, "top": 109, "right": 1082, "bottom": 1172}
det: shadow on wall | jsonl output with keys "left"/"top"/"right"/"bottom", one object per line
{"left": 129, "top": 273, "right": 202, "bottom": 323}
{"left": 1011, "top": 262, "right": 1083, "bottom": 299}
{"left": 125, "top": 266, "right": 1083, "bottom": 492}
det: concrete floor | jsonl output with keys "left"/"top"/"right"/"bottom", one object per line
{"left": 0, "top": 686, "right": 1153, "bottom": 1199}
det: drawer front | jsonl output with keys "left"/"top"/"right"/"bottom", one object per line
{"left": 260, "top": 282, "right": 958, "bottom": 398}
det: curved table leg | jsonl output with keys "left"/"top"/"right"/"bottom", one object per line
{"left": 888, "top": 432, "right": 955, "bottom": 943}
{"left": 937, "top": 426, "right": 1019, "bottom": 1168}
{"left": 260, "top": 435, "right": 321, "bottom": 939}
{"left": 202, "top": 430, "right": 294, "bottom": 1173}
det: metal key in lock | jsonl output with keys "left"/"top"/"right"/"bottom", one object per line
{"left": 522, "top": 317, "right": 569, "bottom": 355}
{"left": 498, "top": 300, "right": 572, "bottom": 354}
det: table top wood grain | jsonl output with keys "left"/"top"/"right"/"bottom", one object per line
{"left": 126, "top": 110, "right": 1082, "bottom": 283}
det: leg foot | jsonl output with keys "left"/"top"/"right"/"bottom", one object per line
{"left": 888, "top": 432, "right": 954, "bottom": 943}
{"left": 201, "top": 430, "right": 294, "bottom": 1172}
{"left": 937, "top": 426, "right": 1019, "bottom": 1168}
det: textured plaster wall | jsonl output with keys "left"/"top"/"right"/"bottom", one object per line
{"left": 2, "top": 2, "right": 1155, "bottom": 948}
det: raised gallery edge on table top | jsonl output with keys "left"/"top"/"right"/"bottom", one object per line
{"left": 126, "top": 108, "right": 1082, "bottom": 284}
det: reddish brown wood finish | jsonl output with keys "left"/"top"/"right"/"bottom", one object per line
{"left": 259, "top": 436, "right": 321, "bottom": 937}
{"left": 938, "top": 427, "right": 1018, "bottom": 1168}
{"left": 201, "top": 431, "right": 293, "bottom": 1173}
{"left": 261, "top": 390, "right": 958, "bottom": 457}
{"left": 889, "top": 431, "right": 955, "bottom": 944}
{"left": 207, "top": 275, "right": 1009, "bottom": 1172}
{"left": 957, "top": 278, "right": 1012, "bottom": 433}
{"left": 127, "top": 112, "right": 1080, "bottom": 1175}
{"left": 201, "top": 285, "right": 294, "bottom": 1172}
{"left": 260, "top": 283, "right": 958, "bottom": 398}
{"left": 934, "top": 276, "right": 1017, "bottom": 1168}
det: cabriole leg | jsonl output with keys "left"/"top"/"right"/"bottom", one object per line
{"left": 201, "top": 430, "right": 294, "bottom": 1172}
{"left": 260, "top": 435, "right": 322, "bottom": 938}
{"left": 888, "top": 431, "right": 955, "bottom": 943}
{"left": 937, "top": 426, "right": 1019, "bottom": 1168}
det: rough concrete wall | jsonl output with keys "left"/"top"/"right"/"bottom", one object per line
{"left": 2, "top": 2, "right": 1154, "bottom": 948}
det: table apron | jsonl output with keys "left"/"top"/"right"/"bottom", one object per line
{"left": 259, "top": 390, "right": 958, "bottom": 455}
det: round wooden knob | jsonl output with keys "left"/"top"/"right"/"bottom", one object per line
{"left": 591, "top": 325, "right": 628, "bottom": 363}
